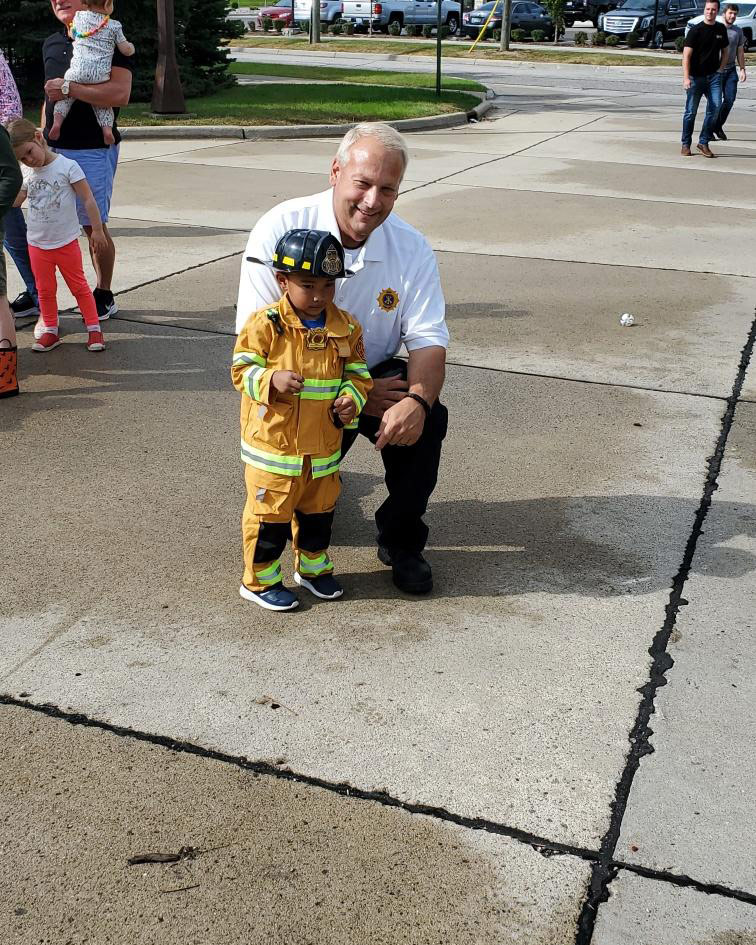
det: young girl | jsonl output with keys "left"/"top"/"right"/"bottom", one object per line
{"left": 49, "top": 0, "right": 135, "bottom": 146}
{"left": 9, "top": 119, "right": 106, "bottom": 353}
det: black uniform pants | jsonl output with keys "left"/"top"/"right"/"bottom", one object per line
{"left": 340, "top": 357, "right": 448, "bottom": 555}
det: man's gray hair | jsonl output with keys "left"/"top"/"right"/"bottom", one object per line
{"left": 335, "top": 123, "right": 409, "bottom": 178}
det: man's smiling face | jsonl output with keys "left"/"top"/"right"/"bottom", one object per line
{"left": 50, "top": 0, "right": 84, "bottom": 26}
{"left": 329, "top": 136, "right": 404, "bottom": 249}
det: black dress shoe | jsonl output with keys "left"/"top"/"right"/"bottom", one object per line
{"left": 713, "top": 128, "right": 727, "bottom": 141}
{"left": 378, "top": 546, "right": 433, "bottom": 594}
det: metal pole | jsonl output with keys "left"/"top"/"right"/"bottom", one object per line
{"left": 650, "top": 0, "right": 660, "bottom": 46}
{"left": 436, "top": 0, "right": 442, "bottom": 97}
{"left": 311, "top": 0, "right": 321, "bottom": 41}
{"left": 499, "top": 0, "right": 512, "bottom": 49}
{"left": 152, "top": 0, "right": 185, "bottom": 113}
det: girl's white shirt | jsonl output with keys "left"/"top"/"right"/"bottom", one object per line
{"left": 22, "top": 153, "right": 85, "bottom": 250}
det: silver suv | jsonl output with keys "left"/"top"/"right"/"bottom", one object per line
{"left": 341, "top": 0, "right": 463, "bottom": 34}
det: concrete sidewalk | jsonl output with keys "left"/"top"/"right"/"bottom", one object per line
{"left": 2, "top": 69, "right": 755, "bottom": 943}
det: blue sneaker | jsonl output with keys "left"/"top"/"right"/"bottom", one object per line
{"left": 239, "top": 582, "right": 299, "bottom": 611}
{"left": 294, "top": 572, "right": 343, "bottom": 600}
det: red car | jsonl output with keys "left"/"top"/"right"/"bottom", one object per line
{"left": 256, "top": 0, "right": 296, "bottom": 26}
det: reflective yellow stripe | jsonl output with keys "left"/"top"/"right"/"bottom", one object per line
{"left": 299, "top": 552, "right": 332, "bottom": 576}
{"left": 311, "top": 450, "right": 341, "bottom": 479}
{"left": 241, "top": 440, "right": 303, "bottom": 476}
{"left": 339, "top": 380, "right": 366, "bottom": 411}
{"left": 256, "top": 560, "right": 282, "bottom": 585}
{"left": 282, "top": 255, "right": 295, "bottom": 266}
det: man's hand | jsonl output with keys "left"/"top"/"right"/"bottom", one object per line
{"left": 90, "top": 228, "right": 108, "bottom": 254}
{"left": 374, "top": 397, "right": 425, "bottom": 450}
{"left": 272, "top": 370, "right": 304, "bottom": 394}
{"left": 332, "top": 395, "right": 356, "bottom": 425}
{"left": 740, "top": 68, "right": 747, "bottom": 83}
{"left": 45, "top": 78, "right": 66, "bottom": 103}
{"left": 683, "top": 76, "right": 691, "bottom": 90}
{"left": 362, "top": 375, "right": 408, "bottom": 418}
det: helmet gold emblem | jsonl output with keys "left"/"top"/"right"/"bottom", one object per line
{"left": 321, "top": 246, "right": 342, "bottom": 277}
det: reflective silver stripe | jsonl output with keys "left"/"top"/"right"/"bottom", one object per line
{"left": 240, "top": 440, "right": 303, "bottom": 475}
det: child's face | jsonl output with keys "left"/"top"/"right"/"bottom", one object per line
{"left": 14, "top": 134, "right": 47, "bottom": 168}
{"left": 277, "top": 272, "right": 337, "bottom": 318}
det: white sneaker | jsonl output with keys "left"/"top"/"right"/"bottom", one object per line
{"left": 34, "top": 317, "right": 60, "bottom": 340}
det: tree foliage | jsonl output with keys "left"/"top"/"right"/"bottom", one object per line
{"left": 0, "top": 0, "right": 245, "bottom": 105}
{"left": 541, "top": 0, "right": 566, "bottom": 41}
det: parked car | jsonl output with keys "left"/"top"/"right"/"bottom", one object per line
{"left": 685, "top": 2, "right": 755, "bottom": 49}
{"left": 563, "top": 0, "right": 618, "bottom": 27}
{"left": 599, "top": 0, "right": 703, "bottom": 46}
{"left": 341, "top": 0, "right": 463, "bottom": 34}
{"left": 294, "top": 0, "right": 345, "bottom": 25}
{"left": 461, "top": 0, "right": 555, "bottom": 38}
{"left": 256, "top": 0, "right": 296, "bottom": 27}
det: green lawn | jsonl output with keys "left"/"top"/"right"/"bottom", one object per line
{"left": 231, "top": 35, "right": 687, "bottom": 66}
{"left": 229, "top": 60, "right": 486, "bottom": 91}
{"left": 118, "top": 83, "right": 480, "bottom": 126}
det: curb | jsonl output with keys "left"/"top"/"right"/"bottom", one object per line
{"left": 119, "top": 96, "right": 492, "bottom": 141}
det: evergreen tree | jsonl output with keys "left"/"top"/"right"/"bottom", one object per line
{"left": 0, "top": 0, "right": 244, "bottom": 105}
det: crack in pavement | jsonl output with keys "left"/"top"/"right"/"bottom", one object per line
{"left": 574, "top": 305, "right": 756, "bottom": 944}
{"left": 3, "top": 693, "right": 756, "bottom": 910}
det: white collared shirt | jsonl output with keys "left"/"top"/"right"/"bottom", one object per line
{"left": 236, "top": 188, "right": 448, "bottom": 369}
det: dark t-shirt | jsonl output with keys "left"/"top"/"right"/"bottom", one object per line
{"left": 684, "top": 21, "right": 729, "bottom": 77}
{"left": 42, "top": 30, "right": 134, "bottom": 150}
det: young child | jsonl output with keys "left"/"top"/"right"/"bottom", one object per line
{"left": 10, "top": 119, "right": 106, "bottom": 353}
{"left": 232, "top": 228, "right": 373, "bottom": 612}
{"left": 49, "top": 0, "right": 135, "bottom": 146}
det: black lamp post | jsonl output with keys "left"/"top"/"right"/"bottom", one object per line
{"left": 152, "top": 0, "right": 186, "bottom": 114}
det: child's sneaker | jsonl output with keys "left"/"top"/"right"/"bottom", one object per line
{"left": 239, "top": 582, "right": 299, "bottom": 611}
{"left": 86, "top": 330, "right": 106, "bottom": 352}
{"left": 32, "top": 332, "right": 62, "bottom": 353}
{"left": 294, "top": 572, "right": 343, "bottom": 600}
{"left": 34, "top": 318, "right": 58, "bottom": 340}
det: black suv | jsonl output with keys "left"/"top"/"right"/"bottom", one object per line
{"left": 564, "top": 0, "right": 618, "bottom": 27}
{"left": 600, "top": 0, "right": 704, "bottom": 45}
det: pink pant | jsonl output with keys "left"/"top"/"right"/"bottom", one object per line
{"left": 28, "top": 239, "right": 99, "bottom": 332}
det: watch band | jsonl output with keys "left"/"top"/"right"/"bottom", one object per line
{"left": 407, "top": 392, "right": 431, "bottom": 419}
{"left": 61, "top": 80, "right": 71, "bottom": 96}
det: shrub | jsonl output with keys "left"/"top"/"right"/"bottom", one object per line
{"left": 511, "top": 28, "right": 526, "bottom": 41}
{"left": 492, "top": 28, "right": 502, "bottom": 41}
{"left": 274, "top": 17, "right": 285, "bottom": 30}
{"left": 605, "top": 33, "right": 620, "bottom": 45}
{"left": 422, "top": 23, "right": 434, "bottom": 37}
{"left": 388, "top": 19, "right": 402, "bottom": 35}
{"left": 248, "top": 18, "right": 256, "bottom": 31}
{"left": 345, "top": 21, "right": 355, "bottom": 33}
{"left": 440, "top": 24, "right": 450, "bottom": 38}
{"left": 331, "top": 21, "right": 343, "bottom": 33}
{"left": 230, "top": 0, "right": 238, "bottom": 7}
{"left": 626, "top": 30, "right": 640, "bottom": 46}
{"left": 574, "top": 29, "right": 588, "bottom": 45}
{"left": 262, "top": 15, "right": 273, "bottom": 30}
{"left": 591, "top": 29, "right": 606, "bottom": 45}
{"left": 675, "top": 35, "right": 685, "bottom": 51}
{"left": 531, "top": 28, "right": 545, "bottom": 41}
{"left": 321, "top": 21, "right": 329, "bottom": 32}
{"left": 298, "top": 18, "right": 310, "bottom": 32}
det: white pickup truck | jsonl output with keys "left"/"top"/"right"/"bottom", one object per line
{"left": 293, "top": 0, "right": 345, "bottom": 25}
{"left": 340, "top": 0, "right": 463, "bottom": 33}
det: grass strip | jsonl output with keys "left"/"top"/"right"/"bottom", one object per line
{"left": 231, "top": 35, "right": 691, "bottom": 66}
{"left": 117, "top": 83, "right": 480, "bottom": 126}
{"left": 229, "top": 60, "right": 485, "bottom": 91}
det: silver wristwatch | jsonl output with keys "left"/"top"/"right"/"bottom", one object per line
{"left": 61, "top": 80, "right": 71, "bottom": 96}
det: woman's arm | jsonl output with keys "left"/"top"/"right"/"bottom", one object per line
{"left": 0, "top": 52, "right": 23, "bottom": 127}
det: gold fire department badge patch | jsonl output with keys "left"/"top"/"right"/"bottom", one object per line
{"left": 306, "top": 327, "right": 328, "bottom": 349}
{"left": 377, "top": 288, "right": 399, "bottom": 312}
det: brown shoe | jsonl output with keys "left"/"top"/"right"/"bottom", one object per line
{"left": 696, "top": 143, "right": 716, "bottom": 158}
{"left": 681, "top": 145, "right": 692, "bottom": 156}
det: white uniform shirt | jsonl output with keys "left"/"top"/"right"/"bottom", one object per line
{"left": 236, "top": 188, "right": 449, "bottom": 369}
{"left": 22, "top": 154, "right": 84, "bottom": 250}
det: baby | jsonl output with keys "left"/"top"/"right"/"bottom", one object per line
{"left": 49, "top": 0, "right": 135, "bottom": 146}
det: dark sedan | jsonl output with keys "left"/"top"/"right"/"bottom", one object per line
{"left": 462, "top": 0, "right": 555, "bottom": 37}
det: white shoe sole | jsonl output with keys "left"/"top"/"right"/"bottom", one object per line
{"left": 32, "top": 338, "right": 62, "bottom": 353}
{"left": 98, "top": 300, "right": 118, "bottom": 321}
{"left": 87, "top": 343, "right": 106, "bottom": 352}
{"left": 293, "top": 572, "right": 344, "bottom": 600}
{"left": 239, "top": 584, "right": 299, "bottom": 611}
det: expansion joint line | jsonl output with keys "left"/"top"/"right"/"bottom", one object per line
{"left": 574, "top": 305, "right": 756, "bottom": 945}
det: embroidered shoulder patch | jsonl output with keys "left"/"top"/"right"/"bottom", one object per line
{"left": 377, "top": 288, "right": 399, "bottom": 312}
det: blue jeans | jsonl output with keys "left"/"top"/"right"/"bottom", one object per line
{"left": 682, "top": 72, "right": 722, "bottom": 147}
{"left": 2, "top": 207, "right": 37, "bottom": 302}
{"left": 717, "top": 66, "right": 739, "bottom": 132}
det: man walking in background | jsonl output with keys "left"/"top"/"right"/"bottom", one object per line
{"left": 713, "top": 3, "right": 747, "bottom": 140}
{"left": 681, "top": 0, "right": 729, "bottom": 158}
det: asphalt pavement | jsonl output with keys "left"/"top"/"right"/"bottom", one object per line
{"left": 2, "top": 55, "right": 755, "bottom": 944}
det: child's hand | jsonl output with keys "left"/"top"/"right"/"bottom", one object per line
{"left": 90, "top": 228, "right": 108, "bottom": 253}
{"left": 272, "top": 370, "right": 304, "bottom": 394}
{"left": 332, "top": 395, "right": 356, "bottom": 424}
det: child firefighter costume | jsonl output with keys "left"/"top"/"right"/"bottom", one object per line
{"left": 232, "top": 229, "right": 373, "bottom": 610}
